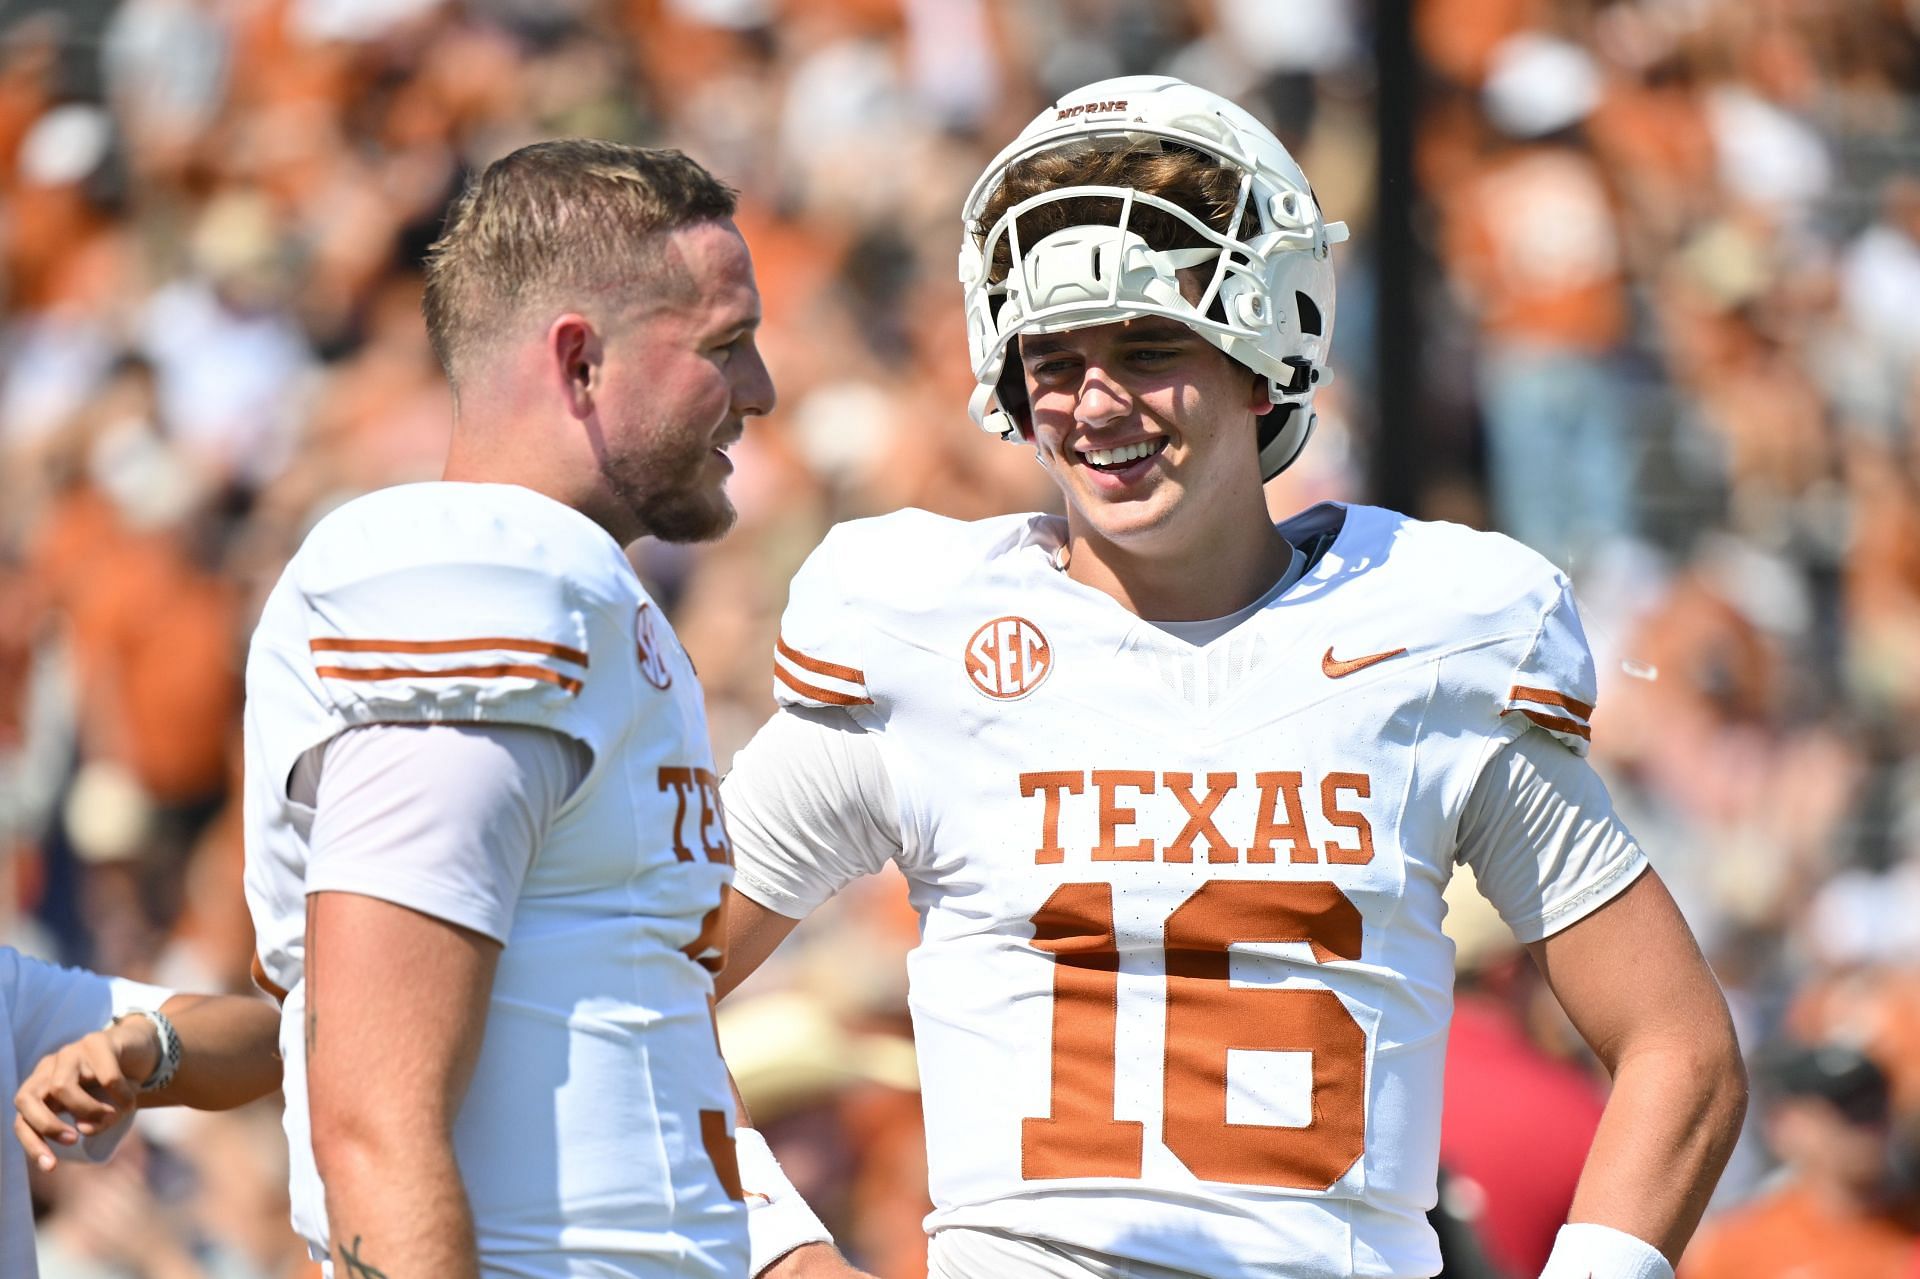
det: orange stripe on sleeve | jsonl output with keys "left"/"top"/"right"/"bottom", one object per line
{"left": 774, "top": 663, "right": 874, "bottom": 707}
{"left": 311, "top": 636, "right": 589, "bottom": 667}
{"left": 775, "top": 636, "right": 866, "bottom": 686}
{"left": 1502, "top": 707, "right": 1593, "bottom": 741}
{"left": 315, "top": 663, "right": 583, "bottom": 695}
{"left": 1507, "top": 684, "right": 1595, "bottom": 721}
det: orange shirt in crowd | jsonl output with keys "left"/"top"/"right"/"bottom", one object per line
{"left": 1414, "top": 0, "right": 1541, "bottom": 85}
{"left": 31, "top": 488, "right": 238, "bottom": 804}
{"left": 1443, "top": 143, "right": 1627, "bottom": 352}
{"left": 1683, "top": 1183, "right": 1919, "bottom": 1279}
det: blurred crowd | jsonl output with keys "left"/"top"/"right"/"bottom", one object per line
{"left": 0, "top": 0, "right": 1915, "bottom": 1276}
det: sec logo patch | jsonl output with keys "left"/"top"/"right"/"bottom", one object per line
{"left": 635, "top": 603, "right": 673, "bottom": 690}
{"left": 965, "top": 616, "right": 1052, "bottom": 700}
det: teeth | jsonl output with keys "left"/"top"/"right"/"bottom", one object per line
{"left": 1084, "top": 440, "right": 1159, "bottom": 467}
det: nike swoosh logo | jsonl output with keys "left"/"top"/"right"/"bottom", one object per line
{"left": 1322, "top": 645, "right": 1407, "bottom": 678}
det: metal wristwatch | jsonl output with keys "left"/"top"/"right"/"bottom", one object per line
{"left": 112, "top": 1008, "right": 183, "bottom": 1093}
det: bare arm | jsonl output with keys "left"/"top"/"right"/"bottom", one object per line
{"left": 718, "top": 705, "right": 906, "bottom": 1279}
{"left": 308, "top": 890, "right": 499, "bottom": 1279}
{"left": 1525, "top": 868, "right": 1747, "bottom": 1264}
{"left": 715, "top": 888, "right": 805, "bottom": 1004}
{"left": 12, "top": 991, "right": 282, "bottom": 1169}
{"left": 716, "top": 890, "right": 877, "bottom": 1279}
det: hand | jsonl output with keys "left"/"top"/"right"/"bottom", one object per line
{"left": 763, "top": 1242, "right": 879, "bottom": 1279}
{"left": 12, "top": 1016, "right": 158, "bottom": 1171}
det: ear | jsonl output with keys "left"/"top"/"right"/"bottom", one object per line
{"left": 548, "top": 314, "right": 601, "bottom": 420}
{"left": 1248, "top": 372, "right": 1276, "bottom": 416}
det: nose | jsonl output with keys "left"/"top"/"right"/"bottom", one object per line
{"left": 733, "top": 340, "right": 777, "bottom": 419}
{"left": 1073, "top": 362, "right": 1131, "bottom": 429}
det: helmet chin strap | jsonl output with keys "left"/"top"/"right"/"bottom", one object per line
{"left": 970, "top": 381, "right": 1021, "bottom": 442}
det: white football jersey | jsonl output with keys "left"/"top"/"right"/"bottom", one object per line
{"left": 242, "top": 482, "right": 745, "bottom": 1277}
{"left": 731, "top": 502, "right": 1645, "bottom": 1279}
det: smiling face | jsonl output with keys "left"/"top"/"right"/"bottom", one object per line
{"left": 593, "top": 219, "right": 775, "bottom": 544}
{"left": 1020, "top": 310, "right": 1275, "bottom": 560}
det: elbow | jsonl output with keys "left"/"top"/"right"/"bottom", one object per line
{"left": 1712, "top": 1034, "right": 1751, "bottom": 1143}
{"left": 1704, "top": 1037, "right": 1751, "bottom": 1144}
{"left": 1702, "top": 999, "right": 1749, "bottom": 1127}
{"left": 309, "top": 1083, "right": 450, "bottom": 1189}
{"left": 1673, "top": 1017, "right": 1750, "bottom": 1150}
{"left": 1617, "top": 1016, "right": 1749, "bottom": 1146}
{"left": 309, "top": 1095, "right": 377, "bottom": 1188}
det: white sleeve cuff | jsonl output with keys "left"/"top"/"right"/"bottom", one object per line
{"left": 1539, "top": 1222, "right": 1673, "bottom": 1279}
{"left": 735, "top": 1126, "right": 834, "bottom": 1276}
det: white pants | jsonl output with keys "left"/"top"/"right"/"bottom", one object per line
{"left": 928, "top": 1228, "right": 1216, "bottom": 1279}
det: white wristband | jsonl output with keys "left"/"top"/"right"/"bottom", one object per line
{"left": 735, "top": 1126, "right": 834, "bottom": 1276}
{"left": 1539, "top": 1223, "right": 1674, "bottom": 1279}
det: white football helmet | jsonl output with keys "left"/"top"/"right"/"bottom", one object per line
{"left": 959, "top": 75, "right": 1346, "bottom": 481}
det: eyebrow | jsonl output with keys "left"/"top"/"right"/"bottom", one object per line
{"left": 711, "top": 311, "right": 763, "bottom": 339}
{"left": 1020, "top": 321, "right": 1196, "bottom": 358}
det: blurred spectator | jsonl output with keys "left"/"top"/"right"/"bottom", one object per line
{"left": 1440, "top": 31, "right": 1638, "bottom": 566}
{"left": 32, "top": 1113, "right": 312, "bottom": 1279}
{"left": 1682, "top": 1044, "right": 1920, "bottom": 1278}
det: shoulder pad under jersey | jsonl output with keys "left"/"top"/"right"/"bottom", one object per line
{"left": 291, "top": 483, "right": 643, "bottom": 734}
{"left": 1389, "top": 515, "right": 1598, "bottom": 756}
{"left": 772, "top": 509, "right": 1034, "bottom": 716}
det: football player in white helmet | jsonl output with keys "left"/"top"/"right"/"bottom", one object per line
{"left": 716, "top": 77, "right": 1743, "bottom": 1279}
{"left": 958, "top": 73, "right": 1340, "bottom": 485}
{"left": 243, "top": 141, "right": 774, "bottom": 1279}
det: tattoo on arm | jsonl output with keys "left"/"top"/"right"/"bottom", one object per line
{"left": 337, "top": 1234, "right": 389, "bottom": 1279}
{"left": 304, "top": 895, "right": 319, "bottom": 1056}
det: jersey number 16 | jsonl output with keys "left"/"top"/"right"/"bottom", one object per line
{"left": 1022, "top": 880, "right": 1366, "bottom": 1190}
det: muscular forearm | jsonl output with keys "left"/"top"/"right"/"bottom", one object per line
{"left": 1526, "top": 871, "right": 1748, "bottom": 1268}
{"left": 1567, "top": 1038, "right": 1747, "bottom": 1263}
{"left": 305, "top": 892, "right": 499, "bottom": 1279}
{"left": 317, "top": 1129, "right": 480, "bottom": 1279}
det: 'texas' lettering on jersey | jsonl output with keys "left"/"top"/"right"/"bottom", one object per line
{"left": 658, "top": 766, "right": 732, "bottom": 864}
{"left": 659, "top": 766, "right": 734, "bottom": 975}
{"left": 1017, "top": 768, "right": 1375, "bottom": 866}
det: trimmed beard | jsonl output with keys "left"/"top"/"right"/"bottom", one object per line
{"left": 604, "top": 449, "right": 737, "bottom": 545}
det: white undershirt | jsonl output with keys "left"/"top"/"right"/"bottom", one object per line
{"left": 291, "top": 724, "right": 590, "bottom": 943}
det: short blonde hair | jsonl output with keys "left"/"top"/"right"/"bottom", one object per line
{"left": 422, "top": 139, "right": 738, "bottom": 384}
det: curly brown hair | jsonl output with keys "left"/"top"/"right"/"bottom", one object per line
{"left": 973, "top": 141, "right": 1245, "bottom": 284}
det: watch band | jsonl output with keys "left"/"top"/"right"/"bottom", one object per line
{"left": 113, "top": 1008, "right": 183, "bottom": 1093}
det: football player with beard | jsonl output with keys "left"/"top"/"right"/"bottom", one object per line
{"left": 243, "top": 140, "right": 774, "bottom": 1279}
